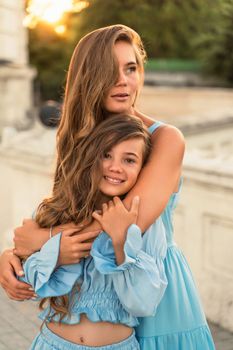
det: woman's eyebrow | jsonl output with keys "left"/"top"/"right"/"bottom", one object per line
{"left": 125, "top": 61, "right": 137, "bottom": 66}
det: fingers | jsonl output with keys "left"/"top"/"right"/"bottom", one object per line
{"left": 108, "top": 200, "right": 114, "bottom": 208}
{"left": 76, "top": 250, "right": 91, "bottom": 259}
{"left": 7, "top": 288, "right": 35, "bottom": 300}
{"left": 113, "top": 196, "right": 121, "bottom": 205}
{"left": 9, "top": 253, "right": 24, "bottom": 277}
{"left": 62, "top": 227, "right": 83, "bottom": 237}
{"left": 102, "top": 203, "right": 108, "bottom": 213}
{"left": 92, "top": 211, "right": 102, "bottom": 223}
{"left": 130, "top": 196, "right": 140, "bottom": 217}
{"left": 75, "top": 230, "right": 100, "bottom": 243}
{"left": 1, "top": 274, "right": 35, "bottom": 299}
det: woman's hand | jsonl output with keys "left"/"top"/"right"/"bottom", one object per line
{"left": 92, "top": 196, "right": 139, "bottom": 246}
{"left": 0, "top": 249, "right": 35, "bottom": 300}
{"left": 13, "top": 219, "right": 49, "bottom": 256}
{"left": 58, "top": 227, "right": 101, "bottom": 265}
{"left": 13, "top": 219, "right": 87, "bottom": 258}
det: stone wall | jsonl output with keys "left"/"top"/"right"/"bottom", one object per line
{"left": 173, "top": 121, "right": 233, "bottom": 332}
{"left": 0, "top": 124, "right": 56, "bottom": 249}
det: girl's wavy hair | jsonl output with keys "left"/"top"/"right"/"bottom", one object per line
{"left": 36, "top": 114, "right": 151, "bottom": 321}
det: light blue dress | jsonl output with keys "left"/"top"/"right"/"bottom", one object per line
{"left": 20, "top": 219, "right": 168, "bottom": 349}
{"left": 135, "top": 122, "right": 216, "bottom": 349}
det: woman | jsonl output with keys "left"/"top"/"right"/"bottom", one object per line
{"left": 0, "top": 24, "right": 215, "bottom": 349}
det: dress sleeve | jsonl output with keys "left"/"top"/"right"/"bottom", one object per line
{"left": 91, "top": 220, "right": 167, "bottom": 317}
{"left": 19, "top": 233, "right": 83, "bottom": 298}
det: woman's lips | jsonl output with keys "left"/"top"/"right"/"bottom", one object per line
{"left": 111, "top": 93, "right": 129, "bottom": 101}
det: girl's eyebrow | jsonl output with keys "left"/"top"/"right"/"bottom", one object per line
{"left": 124, "top": 152, "right": 139, "bottom": 158}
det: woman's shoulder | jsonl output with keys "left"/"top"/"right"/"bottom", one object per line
{"left": 152, "top": 122, "right": 185, "bottom": 148}
{"left": 135, "top": 111, "right": 185, "bottom": 149}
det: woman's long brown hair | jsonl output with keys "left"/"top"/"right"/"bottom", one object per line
{"left": 54, "top": 25, "right": 146, "bottom": 224}
{"left": 35, "top": 24, "right": 148, "bottom": 321}
{"left": 36, "top": 114, "right": 151, "bottom": 321}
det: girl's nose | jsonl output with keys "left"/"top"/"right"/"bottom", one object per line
{"left": 109, "top": 160, "right": 122, "bottom": 173}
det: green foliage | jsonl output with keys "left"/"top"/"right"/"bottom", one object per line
{"left": 195, "top": 0, "right": 233, "bottom": 85}
{"left": 28, "top": 19, "right": 75, "bottom": 101}
{"left": 146, "top": 59, "right": 201, "bottom": 72}
{"left": 77, "top": 0, "right": 208, "bottom": 59}
{"left": 28, "top": 0, "right": 232, "bottom": 100}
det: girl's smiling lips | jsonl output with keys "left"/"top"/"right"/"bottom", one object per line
{"left": 104, "top": 176, "right": 125, "bottom": 184}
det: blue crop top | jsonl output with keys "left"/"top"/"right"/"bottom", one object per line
{"left": 20, "top": 121, "right": 168, "bottom": 327}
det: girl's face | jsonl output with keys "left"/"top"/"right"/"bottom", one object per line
{"left": 104, "top": 41, "right": 141, "bottom": 114}
{"left": 99, "top": 138, "right": 144, "bottom": 197}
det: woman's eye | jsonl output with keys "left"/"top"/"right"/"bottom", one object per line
{"left": 126, "top": 66, "right": 137, "bottom": 74}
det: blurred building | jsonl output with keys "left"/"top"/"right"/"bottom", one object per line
{"left": 0, "top": 0, "right": 35, "bottom": 134}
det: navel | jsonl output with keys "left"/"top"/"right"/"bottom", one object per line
{"left": 80, "top": 336, "right": 84, "bottom": 343}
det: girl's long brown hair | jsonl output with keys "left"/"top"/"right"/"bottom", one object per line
{"left": 37, "top": 114, "right": 151, "bottom": 321}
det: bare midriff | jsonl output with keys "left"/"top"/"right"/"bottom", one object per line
{"left": 48, "top": 314, "right": 133, "bottom": 346}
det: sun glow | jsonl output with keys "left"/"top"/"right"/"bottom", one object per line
{"left": 24, "top": 0, "right": 89, "bottom": 33}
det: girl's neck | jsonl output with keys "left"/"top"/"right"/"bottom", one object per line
{"left": 95, "top": 193, "right": 112, "bottom": 210}
{"left": 95, "top": 192, "right": 126, "bottom": 210}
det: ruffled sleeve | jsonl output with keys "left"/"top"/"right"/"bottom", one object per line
{"left": 91, "top": 220, "right": 167, "bottom": 317}
{"left": 20, "top": 233, "right": 83, "bottom": 297}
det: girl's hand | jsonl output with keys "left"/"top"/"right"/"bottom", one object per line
{"left": 0, "top": 250, "right": 35, "bottom": 300}
{"left": 58, "top": 227, "right": 101, "bottom": 265}
{"left": 92, "top": 196, "right": 140, "bottom": 246}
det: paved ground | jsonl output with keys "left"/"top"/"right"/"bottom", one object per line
{"left": 0, "top": 288, "right": 232, "bottom": 350}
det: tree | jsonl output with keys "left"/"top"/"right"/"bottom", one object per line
{"left": 195, "top": 0, "right": 233, "bottom": 84}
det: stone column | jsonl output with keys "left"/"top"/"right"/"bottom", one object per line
{"left": 0, "top": 0, "right": 36, "bottom": 134}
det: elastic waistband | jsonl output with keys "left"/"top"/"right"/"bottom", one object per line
{"left": 41, "top": 324, "right": 139, "bottom": 350}
{"left": 167, "top": 242, "right": 177, "bottom": 248}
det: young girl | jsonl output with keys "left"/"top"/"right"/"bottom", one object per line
{"left": 20, "top": 115, "right": 168, "bottom": 349}
{"left": 0, "top": 24, "right": 215, "bottom": 349}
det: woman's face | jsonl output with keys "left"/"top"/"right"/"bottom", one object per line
{"left": 99, "top": 137, "right": 144, "bottom": 197}
{"left": 104, "top": 41, "right": 141, "bottom": 114}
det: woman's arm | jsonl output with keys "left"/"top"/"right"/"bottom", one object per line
{"left": 123, "top": 123, "right": 185, "bottom": 231}
{"left": 14, "top": 118, "right": 184, "bottom": 253}
{"left": 0, "top": 250, "right": 35, "bottom": 300}
{"left": 84, "top": 121, "right": 185, "bottom": 233}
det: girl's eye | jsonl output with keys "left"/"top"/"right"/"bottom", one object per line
{"left": 125, "top": 158, "right": 136, "bottom": 164}
{"left": 103, "top": 152, "right": 111, "bottom": 159}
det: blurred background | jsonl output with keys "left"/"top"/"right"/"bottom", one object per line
{"left": 0, "top": 1, "right": 233, "bottom": 349}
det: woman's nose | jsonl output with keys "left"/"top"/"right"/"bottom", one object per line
{"left": 116, "top": 70, "right": 127, "bottom": 86}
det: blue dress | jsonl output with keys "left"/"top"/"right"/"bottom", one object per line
{"left": 20, "top": 220, "right": 167, "bottom": 327}
{"left": 135, "top": 122, "right": 216, "bottom": 349}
